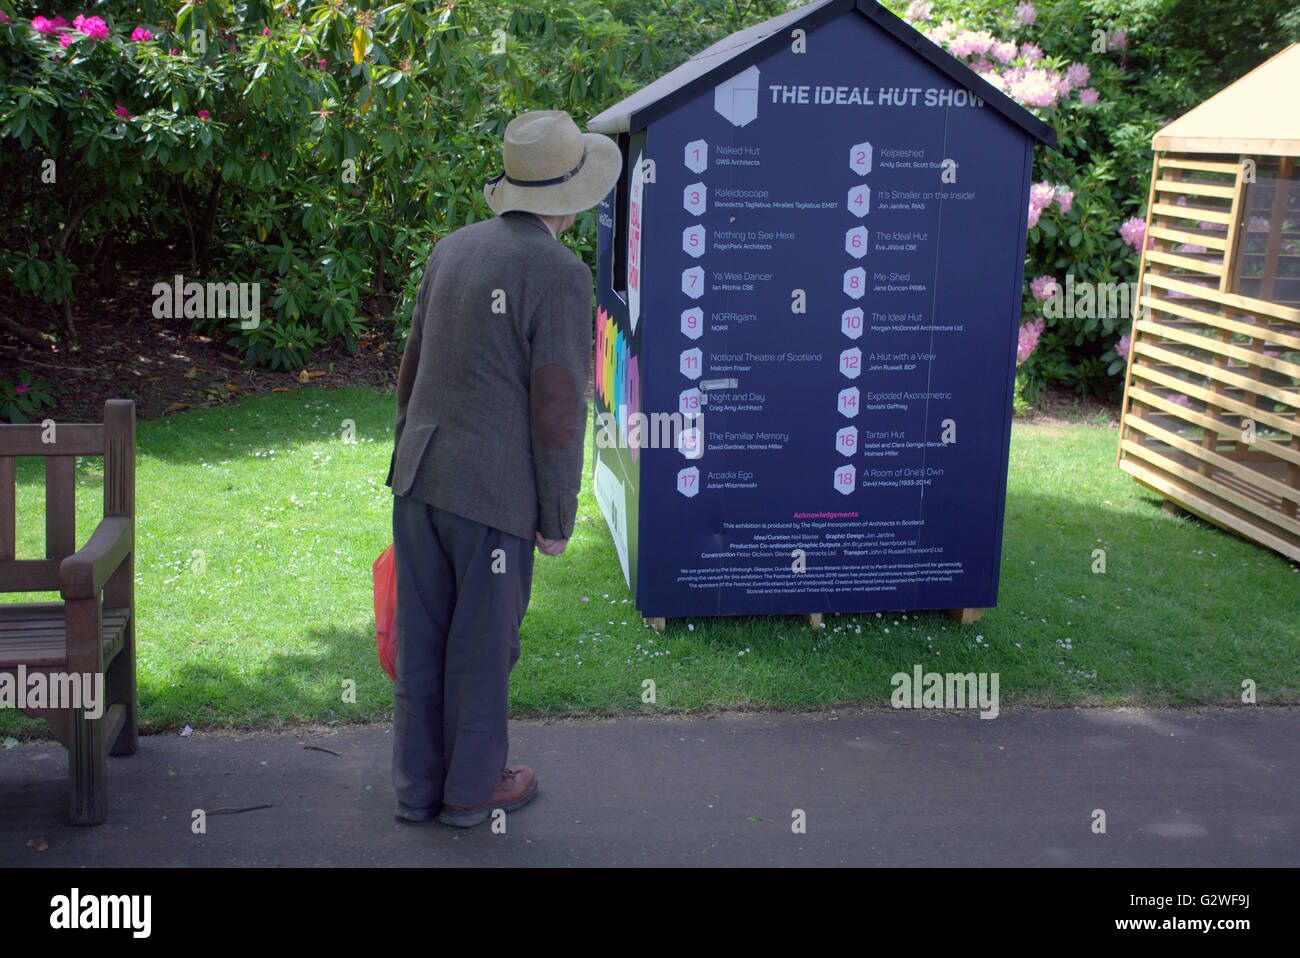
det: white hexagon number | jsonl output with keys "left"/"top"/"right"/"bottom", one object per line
{"left": 682, "top": 266, "right": 705, "bottom": 299}
{"left": 680, "top": 347, "right": 702, "bottom": 380}
{"left": 837, "top": 386, "right": 860, "bottom": 419}
{"left": 841, "top": 307, "right": 864, "bottom": 340}
{"left": 677, "top": 466, "right": 701, "bottom": 498}
{"left": 683, "top": 224, "right": 706, "bottom": 258}
{"left": 839, "top": 347, "right": 863, "bottom": 379}
{"left": 850, "top": 142, "right": 872, "bottom": 175}
{"left": 680, "top": 307, "right": 703, "bottom": 340}
{"left": 843, "top": 267, "right": 866, "bottom": 300}
{"left": 835, "top": 426, "right": 858, "bottom": 458}
{"left": 679, "top": 387, "right": 702, "bottom": 419}
{"left": 684, "top": 182, "right": 707, "bottom": 216}
{"left": 845, "top": 226, "right": 869, "bottom": 259}
{"left": 847, "top": 184, "right": 870, "bottom": 217}
{"left": 834, "top": 463, "right": 857, "bottom": 496}
{"left": 684, "top": 139, "right": 708, "bottom": 174}
{"left": 678, "top": 427, "right": 703, "bottom": 459}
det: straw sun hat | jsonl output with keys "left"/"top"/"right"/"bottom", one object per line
{"left": 483, "top": 110, "right": 623, "bottom": 216}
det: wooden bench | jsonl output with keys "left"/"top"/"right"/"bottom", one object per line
{"left": 0, "top": 399, "right": 138, "bottom": 825}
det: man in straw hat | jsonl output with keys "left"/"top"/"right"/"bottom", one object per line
{"left": 386, "top": 110, "right": 621, "bottom": 827}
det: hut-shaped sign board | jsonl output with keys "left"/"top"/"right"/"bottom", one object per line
{"left": 1118, "top": 43, "right": 1300, "bottom": 561}
{"left": 588, "top": 0, "right": 1056, "bottom": 620}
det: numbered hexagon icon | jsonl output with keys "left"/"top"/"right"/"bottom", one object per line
{"left": 680, "top": 347, "right": 703, "bottom": 380}
{"left": 684, "top": 139, "right": 708, "bottom": 174}
{"left": 833, "top": 463, "right": 857, "bottom": 496}
{"left": 847, "top": 184, "right": 871, "bottom": 217}
{"left": 841, "top": 307, "right": 864, "bottom": 340}
{"left": 845, "top": 226, "right": 869, "bottom": 259}
{"left": 849, "top": 142, "right": 872, "bottom": 175}
{"left": 837, "top": 386, "right": 860, "bottom": 419}
{"left": 679, "top": 387, "right": 702, "bottom": 419}
{"left": 839, "top": 347, "right": 863, "bottom": 379}
{"left": 683, "top": 224, "right": 706, "bottom": 259}
{"left": 682, "top": 266, "right": 705, "bottom": 299}
{"left": 678, "top": 427, "right": 703, "bottom": 460}
{"left": 843, "top": 267, "right": 866, "bottom": 300}
{"left": 680, "top": 307, "right": 704, "bottom": 340}
{"left": 677, "top": 466, "right": 701, "bottom": 498}
{"left": 684, "top": 182, "right": 707, "bottom": 216}
{"left": 835, "top": 425, "right": 858, "bottom": 458}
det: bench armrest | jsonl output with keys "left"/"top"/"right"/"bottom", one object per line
{"left": 59, "top": 516, "right": 133, "bottom": 600}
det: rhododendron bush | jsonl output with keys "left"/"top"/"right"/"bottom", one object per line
{"left": 886, "top": 0, "right": 1299, "bottom": 398}
{"left": 0, "top": 0, "right": 792, "bottom": 366}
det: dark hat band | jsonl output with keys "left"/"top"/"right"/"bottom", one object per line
{"left": 489, "top": 146, "right": 588, "bottom": 191}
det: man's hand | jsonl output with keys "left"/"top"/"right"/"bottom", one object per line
{"left": 535, "top": 532, "right": 568, "bottom": 556}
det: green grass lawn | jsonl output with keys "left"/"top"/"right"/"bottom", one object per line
{"left": 3, "top": 387, "right": 1297, "bottom": 737}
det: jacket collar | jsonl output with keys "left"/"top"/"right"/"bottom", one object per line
{"left": 503, "top": 210, "right": 555, "bottom": 238}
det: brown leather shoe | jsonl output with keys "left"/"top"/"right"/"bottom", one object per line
{"left": 438, "top": 766, "right": 538, "bottom": 828}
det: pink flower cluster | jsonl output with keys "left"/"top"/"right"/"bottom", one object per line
{"left": 1116, "top": 334, "right": 1131, "bottom": 360}
{"left": 1017, "top": 318, "right": 1045, "bottom": 365}
{"left": 1119, "top": 216, "right": 1146, "bottom": 249}
{"left": 921, "top": 15, "right": 1102, "bottom": 113}
{"left": 904, "top": 0, "right": 933, "bottom": 22}
{"left": 1027, "top": 181, "right": 1072, "bottom": 228}
{"left": 1013, "top": 3, "right": 1037, "bottom": 28}
{"left": 31, "top": 12, "right": 108, "bottom": 42}
{"left": 73, "top": 14, "right": 108, "bottom": 40}
{"left": 1029, "top": 275, "right": 1060, "bottom": 302}
{"left": 130, "top": 27, "right": 152, "bottom": 42}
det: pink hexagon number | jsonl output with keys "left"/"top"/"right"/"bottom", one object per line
{"left": 834, "top": 463, "right": 856, "bottom": 496}
{"left": 847, "top": 184, "right": 870, "bottom": 218}
{"left": 684, "top": 182, "right": 707, "bottom": 216}
{"left": 837, "top": 386, "right": 860, "bottom": 419}
{"left": 845, "top": 226, "right": 869, "bottom": 259}
{"left": 682, "top": 266, "right": 705, "bottom": 299}
{"left": 839, "top": 347, "right": 862, "bottom": 379}
{"left": 835, "top": 426, "right": 857, "bottom": 457}
{"left": 680, "top": 307, "right": 704, "bottom": 340}
{"left": 680, "top": 387, "right": 702, "bottom": 419}
{"left": 680, "top": 347, "right": 702, "bottom": 380}
{"left": 683, "top": 224, "right": 706, "bottom": 259}
{"left": 678, "top": 427, "right": 703, "bottom": 460}
{"left": 684, "top": 140, "right": 708, "bottom": 174}
{"left": 849, "top": 142, "right": 872, "bottom": 175}
{"left": 841, "top": 307, "right": 864, "bottom": 340}
{"left": 677, "top": 466, "right": 700, "bottom": 498}
{"left": 843, "top": 267, "right": 866, "bottom": 300}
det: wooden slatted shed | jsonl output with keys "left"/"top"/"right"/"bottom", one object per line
{"left": 1117, "top": 43, "right": 1300, "bottom": 561}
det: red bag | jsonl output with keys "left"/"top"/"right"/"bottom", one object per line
{"left": 373, "top": 543, "right": 398, "bottom": 680}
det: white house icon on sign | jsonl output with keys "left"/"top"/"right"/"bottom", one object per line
{"left": 714, "top": 65, "right": 760, "bottom": 127}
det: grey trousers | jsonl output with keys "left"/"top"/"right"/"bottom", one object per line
{"left": 391, "top": 494, "right": 535, "bottom": 809}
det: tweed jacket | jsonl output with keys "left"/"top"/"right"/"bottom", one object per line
{"left": 386, "top": 211, "right": 592, "bottom": 541}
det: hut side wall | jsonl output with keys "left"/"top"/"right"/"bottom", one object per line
{"left": 1117, "top": 150, "right": 1300, "bottom": 561}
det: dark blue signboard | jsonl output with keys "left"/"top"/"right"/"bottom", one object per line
{"left": 591, "top": 0, "right": 1053, "bottom": 619}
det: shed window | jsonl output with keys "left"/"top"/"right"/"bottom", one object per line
{"left": 1232, "top": 157, "right": 1300, "bottom": 306}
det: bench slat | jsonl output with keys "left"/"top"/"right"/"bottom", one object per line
{"left": 0, "top": 605, "right": 132, "bottom": 668}
{"left": 46, "top": 456, "right": 76, "bottom": 559}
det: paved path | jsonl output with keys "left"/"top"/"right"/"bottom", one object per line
{"left": 2, "top": 707, "right": 1296, "bottom": 867}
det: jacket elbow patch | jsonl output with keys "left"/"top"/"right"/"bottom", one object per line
{"left": 531, "top": 363, "right": 578, "bottom": 450}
